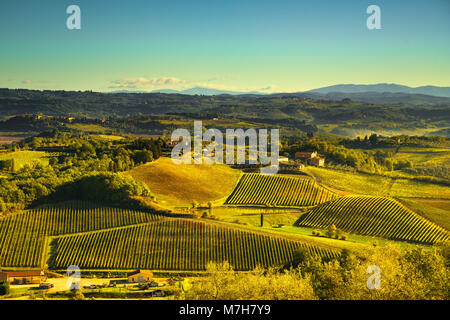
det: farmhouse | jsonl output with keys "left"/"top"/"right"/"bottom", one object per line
{"left": 294, "top": 150, "right": 325, "bottom": 167}
{"left": 278, "top": 156, "right": 289, "bottom": 163}
{"left": 309, "top": 157, "right": 325, "bottom": 167}
{"left": 279, "top": 161, "right": 305, "bottom": 171}
{"left": 127, "top": 269, "right": 153, "bottom": 283}
{"left": 295, "top": 151, "right": 317, "bottom": 160}
{"left": 0, "top": 270, "right": 46, "bottom": 284}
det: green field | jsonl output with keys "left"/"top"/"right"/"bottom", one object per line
{"left": 66, "top": 123, "right": 110, "bottom": 133}
{"left": 209, "top": 206, "right": 305, "bottom": 227}
{"left": 304, "top": 167, "right": 450, "bottom": 199}
{"left": 226, "top": 173, "right": 337, "bottom": 207}
{"left": 296, "top": 195, "right": 449, "bottom": 244}
{"left": 393, "top": 146, "right": 450, "bottom": 167}
{"left": 90, "top": 134, "right": 125, "bottom": 141}
{"left": 0, "top": 150, "right": 51, "bottom": 171}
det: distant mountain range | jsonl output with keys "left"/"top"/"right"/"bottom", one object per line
{"left": 109, "top": 83, "right": 450, "bottom": 99}
{"left": 307, "top": 83, "right": 450, "bottom": 98}
{"left": 110, "top": 86, "right": 263, "bottom": 96}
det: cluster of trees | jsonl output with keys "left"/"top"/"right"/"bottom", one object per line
{"left": 183, "top": 243, "right": 449, "bottom": 300}
{"left": 284, "top": 137, "right": 416, "bottom": 173}
{"left": 342, "top": 134, "right": 449, "bottom": 151}
{"left": 42, "top": 172, "right": 153, "bottom": 207}
{"left": 0, "top": 131, "right": 161, "bottom": 212}
{"left": 285, "top": 138, "right": 385, "bottom": 172}
{"left": 0, "top": 281, "right": 9, "bottom": 296}
{"left": 0, "top": 159, "right": 14, "bottom": 171}
{"left": 312, "top": 225, "right": 347, "bottom": 240}
{"left": 18, "top": 130, "right": 162, "bottom": 170}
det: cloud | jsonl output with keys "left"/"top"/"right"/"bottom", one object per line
{"left": 109, "top": 77, "right": 187, "bottom": 89}
{"left": 195, "top": 83, "right": 278, "bottom": 93}
{"left": 207, "top": 76, "right": 229, "bottom": 82}
{"left": 108, "top": 76, "right": 278, "bottom": 93}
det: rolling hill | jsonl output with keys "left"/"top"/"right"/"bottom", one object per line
{"left": 226, "top": 173, "right": 338, "bottom": 207}
{"left": 125, "top": 157, "right": 242, "bottom": 207}
{"left": 0, "top": 201, "right": 338, "bottom": 270}
{"left": 296, "top": 195, "right": 449, "bottom": 244}
{"left": 51, "top": 218, "right": 338, "bottom": 271}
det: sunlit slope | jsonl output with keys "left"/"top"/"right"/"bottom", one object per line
{"left": 0, "top": 201, "right": 160, "bottom": 267}
{"left": 125, "top": 157, "right": 241, "bottom": 206}
{"left": 51, "top": 219, "right": 339, "bottom": 271}
{"left": 0, "top": 150, "right": 50, "bottom": 171}
{"left": 226, "top": 173, "right": 337, "bottom": 207}
{"left": 0, "top": 201, "right": 339, "bottom": 270}
{"left": 304, "top": 167, "right": 450, "bottom": 199}
{"left": 296, "top": 195, "right": 449, "bottom": 244}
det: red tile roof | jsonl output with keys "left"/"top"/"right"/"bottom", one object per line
{"left": 127, "top": 269, "right": 153, "bottom": 277}
{"left": 0, "top": 270, "right": 44, "bottom": 277}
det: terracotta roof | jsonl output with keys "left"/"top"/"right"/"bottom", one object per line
{"left": 127, "top": 269, "right": 153, "bottom": 277}
{"left": 0, "top": 270, "right": 44, "bottom": 277}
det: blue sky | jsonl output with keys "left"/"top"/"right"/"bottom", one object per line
{"left": 0, "top": 0, "right": 449, "bottom": 92}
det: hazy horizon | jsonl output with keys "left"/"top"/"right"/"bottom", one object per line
{"left": 1, "top": 0, "right": 449, "bottom": 92}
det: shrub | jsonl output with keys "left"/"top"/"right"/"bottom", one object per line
{"left": 326, "top": 224, "right": 337, "bottom": 238}
{"left": 0, "top": 198, "right": 6, "bottom": 213}
{"left": 70, "top": 289, "right": 85, "bottom": 300}
{"left": 340, "top": 235, "right": 348, "bottom": 241}
{"left": 0, "top": 281, "right": 10, "bottom": 295}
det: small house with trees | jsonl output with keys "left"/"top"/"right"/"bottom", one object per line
{"left": 127, "top": 269, "right": 153, "bottom": 283}
{"left": 279, "top": 161, "right": 305, "bottom": 171}
{"left": 295, "top": 151, "right": 318, "bottom": 161}
{"left": 309, "top": 157, "right": 325, "bottom": 167}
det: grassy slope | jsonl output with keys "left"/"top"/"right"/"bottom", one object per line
{"left": 393, "top": 146, "right": 450, "bottom": 167}
{"left": 304, "top": 166, "right": 450, "bottom": 199}
{"left": 125, "top": 157, "right": 242, "bottom": 207}
{"left": 398, "top": 198, "right": 450, "bottom": 230}
{"left": 0, "top": 150, "right": 50, "bottom": 171}
{"left": 66, "top": 123, "right": 109, "bottom": 133}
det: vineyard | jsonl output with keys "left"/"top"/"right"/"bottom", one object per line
{"left": 0, "top": 202, "right": 161, "bottom": 267}
{"left": 226, "top": 173, "right": 337, "bottom": 207}
{"left": 0, "top": 201, "right": 338, "bottom": 270}
{"left": 296, "top": 195, "right": 450, "bottom": 244}
{"left": 51, "top": 219, "right": 338, "bottom": 271}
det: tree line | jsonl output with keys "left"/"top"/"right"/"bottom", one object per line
{"left": 0, "top": 130, "right": 161, "bottom": 212}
